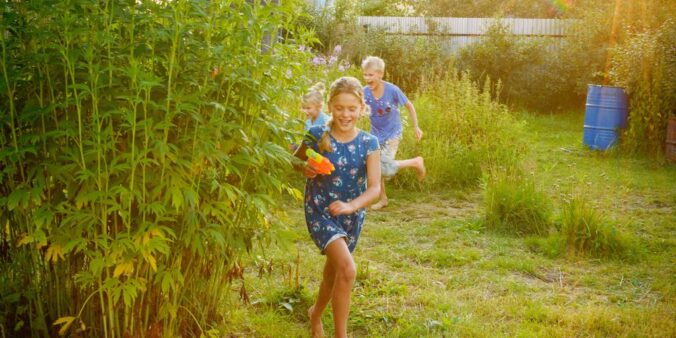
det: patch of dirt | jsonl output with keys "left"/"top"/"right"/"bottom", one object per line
{"left": 374, "top": 190, "right": 481, "bottom": 223}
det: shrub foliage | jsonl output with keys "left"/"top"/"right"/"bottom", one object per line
{"left": 394, "top": 73, "right": 527, "bottom": 188}
{"left": 0, "top": 0, "right": 309, "bottom": 336}
{"left": 612, "top": 19, "right": 676, "bottom": 157}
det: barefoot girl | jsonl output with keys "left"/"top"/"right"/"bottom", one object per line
{"left": 294, "top": 77, "right": 381, "bottom": 337}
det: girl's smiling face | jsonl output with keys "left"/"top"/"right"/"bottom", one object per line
{"left": 329, "top": 92, "right": 364, "bottom": 133}
{"left": 301, "top": 102, "right": 322, "bottom": 120}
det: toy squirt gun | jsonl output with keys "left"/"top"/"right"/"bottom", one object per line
{"left": 305, "top": 149, "right": 335, "bottom": 175}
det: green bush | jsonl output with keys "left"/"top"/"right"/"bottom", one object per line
{"left": 483, "top": 172, "right": 553, "bottom": 236}
{"left": 611, "top": 19, "right": 676, "bottom": 157}
{"left": 0, "top": 0, "right": 310, "bottom": 336}
{"left": 299, "top": 7, "right": 454, "bottom": 95}
{"left": 350, "top": 31, "right": 453, "bottom": 94}
{"left": 561, "top": 198, "right": 636, "bottom": 259}
{"left": 458, "top": 18, "right": 609, "bottom": 112}
{"left": 413, "top": 0, "right": 568, "bottom": 18}
{"left": 394, "top": 73, "right": 527, "bottom": 189}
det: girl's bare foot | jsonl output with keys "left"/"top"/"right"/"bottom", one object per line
{"left": 371, "top": 199, "right": 388, "bottom": 210}
{"left": 308, "top": 305, "right": 324, "bottom": 338}
{"left": 415, "top": 156, "right": 426, "bottom": 181}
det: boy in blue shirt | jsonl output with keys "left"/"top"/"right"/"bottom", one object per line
{"left": 362, "top": 56, "right": 425, "bottom": 210}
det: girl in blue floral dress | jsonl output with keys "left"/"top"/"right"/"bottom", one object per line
{"left": 294, "top": 77, "right": 381, "bottom": 338}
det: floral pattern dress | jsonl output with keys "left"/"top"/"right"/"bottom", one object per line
{"left": 303, "top": 125, "right": 379, "bottom": 254}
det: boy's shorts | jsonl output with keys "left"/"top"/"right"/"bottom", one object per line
{"left": 380, "top": 136, "right": 400, "bottom": 178}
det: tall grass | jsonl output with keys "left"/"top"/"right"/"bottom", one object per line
{"left": 0, "top": 0, "right": 311, "bottom": 336}
{"left": 483, "top": 172, "right": 553, "bottom": 236}
{"left": 561, "top": 198, "right": 636, "bottom": 259}
{"left": 394, "top": 72, "right": 527, "bottom": 189}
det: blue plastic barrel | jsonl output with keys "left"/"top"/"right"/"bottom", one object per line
{"left": 583, "top": 85, "right": 629, "bottom": 150}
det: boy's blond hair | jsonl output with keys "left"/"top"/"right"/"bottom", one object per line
{"left": 302, "top": 82, "right": 325, "bottom": 106}
{"left": 361, "top": 56, "right": 385, "bottom": 72}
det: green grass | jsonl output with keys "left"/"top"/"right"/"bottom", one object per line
{"left": 483, "top": 171, "right": 553, "bottom": 236}
{"left": 223, "top": 111, "right": 675, "bottom": 337}
{"left": 560, "top": 197, "right": 638, "bottom": 259}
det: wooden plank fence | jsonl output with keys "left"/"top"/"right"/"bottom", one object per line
{"left": 357, "top": 16, "right": 574, "bottom": 52}
{"left": 357, "top": 17, "right": 571, "bottom": 36}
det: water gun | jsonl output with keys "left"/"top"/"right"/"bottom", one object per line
{"left": 306, "top": 149, "right": 335, "bottom": 175}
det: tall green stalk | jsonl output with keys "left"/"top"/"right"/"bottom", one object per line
{"left": 0, "top": 33, "right": 25, "bottom": 182}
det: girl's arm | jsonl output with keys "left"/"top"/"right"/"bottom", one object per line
{"left": 404, "top": 101, "right": 423, "bottom": 141}
{"left": 292, "top": 142, "right": 318, "bottom": 178}
{"left": 328, "top": 150, "right": 381, "bottom": 216}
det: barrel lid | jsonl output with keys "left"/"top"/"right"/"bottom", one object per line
{"left": 587, "top": 84, "right": 626, "bottom": 90}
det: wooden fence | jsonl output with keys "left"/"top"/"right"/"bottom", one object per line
{"left": 357, "top": 16, "right": 574, "bottom": 52}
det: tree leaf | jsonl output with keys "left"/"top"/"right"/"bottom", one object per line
{"left": 113, "top": 262, "right": 134, "bottom": 278}
{"left": 53, "top": 316, "right": 75, "bottom": 336}
{"left": 45, "top": 244, "right": 65, "bottom": 263}
{"left": 7, "top": 189, "right": 28, "bottom": 211}
{"left": 17, "top": 234, "right": 33, "bottom": 247}
{"left": 171, "top": 188, "right": 183, "bottom": 211}
{"left": 145, "top": 253, "right": 157, "bottom": 272}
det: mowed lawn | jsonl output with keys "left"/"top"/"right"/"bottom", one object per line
{"left": 225, "top": 111, "right": 676, "bottom": 337}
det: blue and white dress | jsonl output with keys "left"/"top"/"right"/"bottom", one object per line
{"left": 303, "top": 125, "right": 380, "bottom": 254}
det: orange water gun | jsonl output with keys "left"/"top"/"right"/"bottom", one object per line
{"left": 306, "top": 149, "right": 335, "bottom": 175}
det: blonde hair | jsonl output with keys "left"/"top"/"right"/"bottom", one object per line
{"left": 361, "top": 56, "right": 385, "bottom": 72}
{"left": 302, "top": 82, "right": 325, "bottom": 106}
{"left": 318, "top": 77, "right": 368, "bottom": 152}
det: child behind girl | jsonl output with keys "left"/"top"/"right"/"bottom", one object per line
{"left": 291, "top": 83, "right": 331, "bottom": 152}
{"left": 293, "top": 77, "right": 381, "bottom": 338}
{"left": 302, "top": 82, "right": 330, "bottom": 131}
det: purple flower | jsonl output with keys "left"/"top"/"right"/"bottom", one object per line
{"left": 338, "top": 64, "right": 345, "bottom": 72}
{"left": 299, "top": 45, "right": 306, "bottom": 52}
{"left": 328, "top": 56, "right": 337, "bottom": 66}
{"left": 312, "top": 56, "right": 325, "bottom": 65}
{"left": 333, "top": 45, "right": 342, "bottom": 55}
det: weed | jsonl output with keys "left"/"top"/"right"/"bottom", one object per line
{"left": 561, "top": 198, "right": 637, "bottom": 259}
{"left": 395, "top": 73, "right": 528, "bottom": 190}
{"left": 483, "top": 172, "right": 553, "bottom": 236}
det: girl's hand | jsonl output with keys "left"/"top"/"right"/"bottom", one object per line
{"left": 303, "top": 163, "right": 318, "bottom": 178}
{"left": 328, "top": 200, "right": 356, "bottom": 216}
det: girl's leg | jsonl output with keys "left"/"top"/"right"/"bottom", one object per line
{"left": 324, "top": 239, "right": 356, "bottom": 338}
{"left": 309, "top": 258, "right": 336, "bottom": 337}
{"left": 372, "top": 177, "right": 387, "bottom": 210}
{"left": 395, "top": 156, "right": 426, "bottom": 180}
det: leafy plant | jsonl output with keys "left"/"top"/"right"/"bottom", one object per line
{"left": 611, "top": 19, "right": 676, "bottom": 157}
{"left": 394, "top": 72, "right": 527, "bottom": 189}
{"left": 0, "top": 0, "right": 311, "bottom": 336}
{"left": 457, "top": 19, "right": 602, "bottom": 112}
